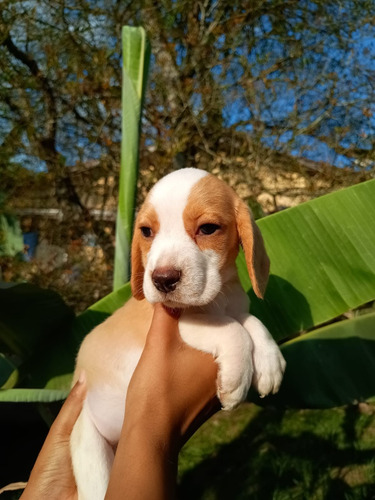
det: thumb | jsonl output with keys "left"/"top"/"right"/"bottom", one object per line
{"left": 145, "top": 303, "right": 181, "bottom": 348}
{"left": 50, "top": 372, "right": 87, "bottom": 437}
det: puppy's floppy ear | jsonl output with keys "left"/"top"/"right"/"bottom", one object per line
{"left": 235, "top": 199, "right": 270, "bottom": 299}
{"left": 130, "top": 223, "right": 145, "bottom": 300}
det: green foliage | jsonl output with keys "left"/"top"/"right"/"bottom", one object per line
{"left": 0, "top": 190, "right": 23, "bottom": 258}
{"left": 240, "top": 179, "right": 375, "bottom": 407}
{"left": 0, "top": 282, "right": 75, "bottom": 401}
{"left": 0, "top": 282, "right": 132, "bottom": 402}
{"left": 1, "top": 181, "right": 375, "bottom": 409}
{"left": 1, "top": 18, "right": 375, "bottom": 410}
{"left": 1, "top": 0, "right": 374, "bottom": 222}
{"left": 240, "top": 179, "right": 375, "bottom": 339}
{"left": 72, "top": 283, "right": 132, "bottom": 346}
{"left": 178, "top": 402, "right": 375, "bottom": 499}
{"left": 113, "top": 27, "right": 151, "bottom": 290}
{"left": 255, "top": 313, "right": 375, "bottom": 408}
{"left": 0, "top": 213, "right": 23, "bottom": 258}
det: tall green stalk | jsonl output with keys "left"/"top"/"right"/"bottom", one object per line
{"left": 113, "top": 26, "right": 150, "bottom": 290}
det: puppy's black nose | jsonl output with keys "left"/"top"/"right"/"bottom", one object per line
{"left": 152, "top": 268, "right": 182, "bottom": 293}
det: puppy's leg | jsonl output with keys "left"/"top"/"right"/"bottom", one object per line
{"left": 239, "top": 314, "right": 286, "bottom": 397}
{"left": 179, "top": 314, "right": 253, "bottom": 410}
{"left": 71, "top": 402, "right": 114, "bottom": 500}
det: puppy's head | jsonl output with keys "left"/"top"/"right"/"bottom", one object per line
{"left": 131, "top": 168, "right": 269, "bottom": 308}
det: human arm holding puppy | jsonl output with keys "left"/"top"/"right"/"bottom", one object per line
{"left": 20, "top": 304, "right": 219, "bottom": 500}
{"left": 105, "top": 303, "right": 220, "bottom": 499}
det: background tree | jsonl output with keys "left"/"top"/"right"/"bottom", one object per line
{"left": 1, "top": 0, "right": 374, "bottom": 305}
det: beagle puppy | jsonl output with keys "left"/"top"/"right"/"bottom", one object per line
{"left": 70, "top": 168, "right": 286, "bottom": 499}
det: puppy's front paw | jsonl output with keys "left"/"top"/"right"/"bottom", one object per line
{"left": 218, "top": 376, "right": 252, "bottom": 411}
{"left": 240, "top": 314, "right": 286, "bottom": 398}
{"left": 252, "top": 345, "right": 286, "bottom": 398}
{"left": 216, "top": 334, "right": 253, "bottom": 411}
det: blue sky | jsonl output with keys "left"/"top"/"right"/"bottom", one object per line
{"left": 2, "top": 3, "right": 375, "bottom": 173}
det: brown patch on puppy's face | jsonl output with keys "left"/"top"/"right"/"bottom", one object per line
{"left": 130, "top": 201, "right": 160, "bottom": 300}
{"left": 131, "top": 169, "right": 270, "bottom": 304}
{"left": 184, "top": 173, "right": 270, "bottom": 298}
{"left": 183, "top": 174, "right": 240, "bottom": 279}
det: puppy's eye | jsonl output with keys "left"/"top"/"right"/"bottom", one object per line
{"left": 198, "top": 223, "right": 221, "bottom": 235}
{"left": 140, "top": 226, "right": 152, "bottom": 238}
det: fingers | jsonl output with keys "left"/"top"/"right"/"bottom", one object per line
{"left": 23, "top": 374, "right": 87, "bottom": 497}
{"left": 145, "top": 303, "right": 181, "bottom": 348}
{"left": 50, "top": 371, "right": 87, "bottom": 437}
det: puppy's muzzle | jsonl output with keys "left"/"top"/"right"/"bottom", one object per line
{"left": 152, "top": 268, "right": 182, "bottom": 293}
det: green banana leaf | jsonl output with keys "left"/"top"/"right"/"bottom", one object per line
{"left": 238, "top": 179, "right": 375, "bottom": 342}
{"left": 0, "top": 388, "right": 69, "bottom": 403}
{"left": 0, "top": 282, "right": 75, "bottom": 401}
{"left": 0, "top": 283, "right": 132, "bottom": 401}
{"left": 0, "top": 353, "right": 18, "bottom": 390}
{"left": 70, "top": 283, "right": 132, "bottom": 351}
{"left": 250, "top": 312, "right": 375, "bottom": 408}
{"left": 0, "top": 282, "right": 74, "bottom": 359}
{"left": 113, "top": 26, "right": 151, "bottom": 290}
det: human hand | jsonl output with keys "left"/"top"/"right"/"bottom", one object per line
{"left": 124, "top": 303, "right": 220, "bottom": 449}
{"left": 106, "top": 304, "right": 219, "bottom": 500}
{"left": 20, "top": 373, "right": 86, "bottom": 500}
{"left": 15, "top": 304, "right": 218, "bottom": 500}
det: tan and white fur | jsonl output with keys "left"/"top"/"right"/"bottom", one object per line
{"left": 70, "top": 168, "right": 286, "bottom": 499}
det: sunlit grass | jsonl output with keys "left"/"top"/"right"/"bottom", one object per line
{"left": 178, "top": 403, "right": 375, "bottom": 500}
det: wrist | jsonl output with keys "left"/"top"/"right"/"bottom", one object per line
{"left": 108, "top": 414, "right": 178, "bottom": 500}
{"left": 121, "top": 408, "right": 180, "bottom": 459}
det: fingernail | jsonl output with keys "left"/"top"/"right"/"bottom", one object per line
{"left": 77, "top": 369, "right": 86, "bottom": 385}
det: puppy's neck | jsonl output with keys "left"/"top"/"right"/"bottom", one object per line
{"left": 177, "top": 275, "right": 249, "bottom": 318}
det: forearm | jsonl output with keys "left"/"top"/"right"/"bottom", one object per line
{"left": 104, "top": 305, "right": 219, "bottom": 499}
{"left": 105, "top": 418, "right": 178, "bottom": 500}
